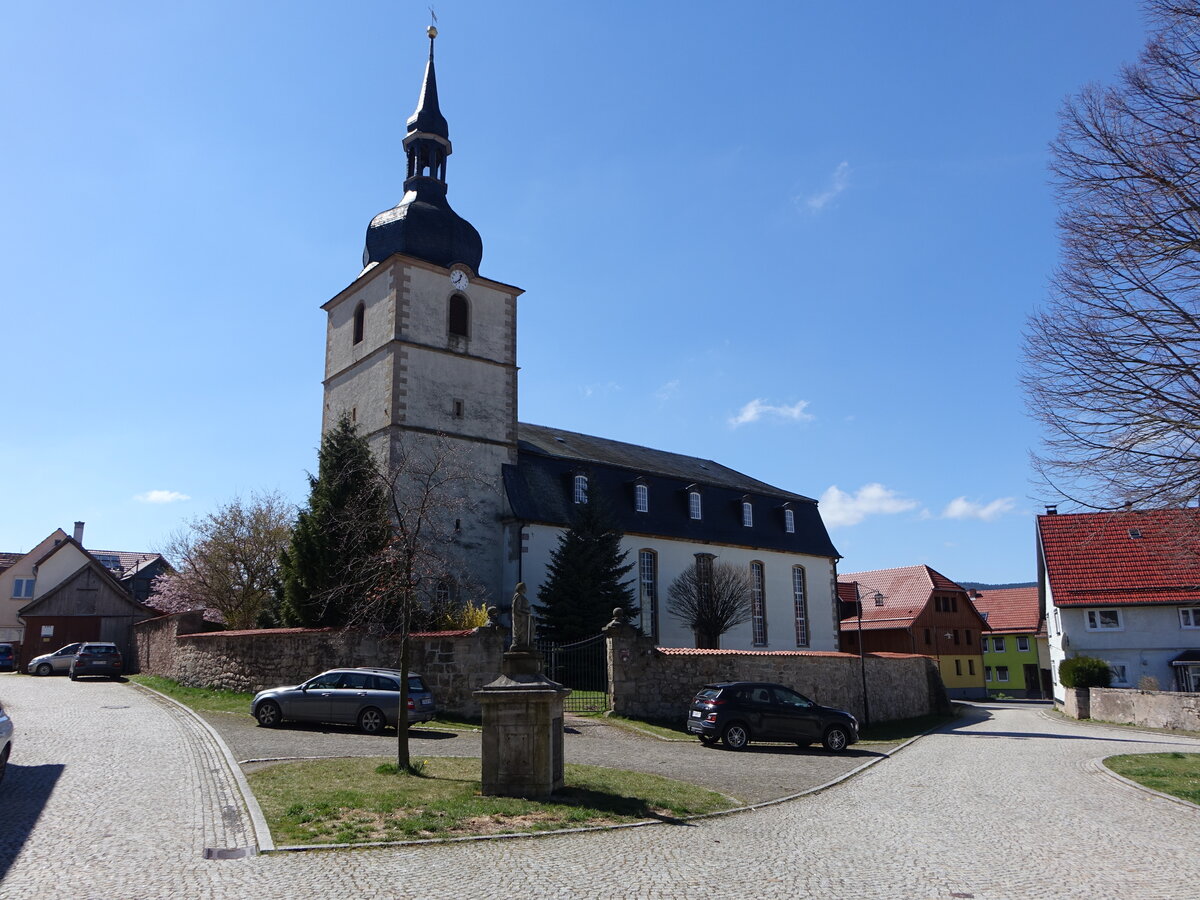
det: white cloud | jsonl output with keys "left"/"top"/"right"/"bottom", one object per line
{"left": 820, "top": 483, "right": 919, "bottom": 527}
{"left": 805, "top": 161, "right": 851, "bottom": 212}
{"left": 655, "top": 379, "right": 680, "bottom": 402}
{"left": 135, "top": 490, "right": 191, "bottom": 504}
{"left": 940, "top": 496, "right": 1016, "bottom": 522}
{"left": 728, "top": 398, "right": 813, "bottom": 427}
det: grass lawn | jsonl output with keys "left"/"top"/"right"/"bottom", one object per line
{"left": 1104, "top": 752, "right": 1200, "bottom": 805}
{"left": 249, "top": 756, "right": 732, "bottom": 844}
{"left": 129, "top": 674, "right": 482, "bottom": 730}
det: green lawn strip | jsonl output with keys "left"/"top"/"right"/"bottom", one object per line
{"left": 248, "top": 756, "right": 732, "bottom": 845}
{"left": 1104, "top": 752, "right": 1200, "bottom": 805}
{"left": 129, "top": 674, "right": 255, "bottom": 715}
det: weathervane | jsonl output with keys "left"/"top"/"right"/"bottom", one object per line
{"left": 428, "top": 6, "right": 438, "bottom": 39}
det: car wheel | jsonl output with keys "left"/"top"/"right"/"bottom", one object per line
{"left": 823, "top": 726, "right": 850, "bottom": 752}
{"left": 255, "top": 700, "right": 283, "bottom": 728}
{"left": 699, "top": 734, "right": 718, "bottom": 746}
{"left": 0, "top": 744, "right": 8, "bottom": 785}
{"left": 35, "top": 663, "right": 51, "bottom": 677}
{"left": 358, "top": 707, "right": 386, "bottom": 735}
{"left": 722, "top": 722, "right": 751, "bottom": 750}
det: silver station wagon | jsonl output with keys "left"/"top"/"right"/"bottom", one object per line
{"left": 250, "top": 667, "right": 438, "bottom": 734}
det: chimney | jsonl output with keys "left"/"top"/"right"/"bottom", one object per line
{"left": 1044, "top": 505, "right": 1058, "bottom": 515}
{"left": 73, "top": 521, "right": 85, "bottom": 544}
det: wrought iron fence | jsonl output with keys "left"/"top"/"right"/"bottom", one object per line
{"left": 537, "top": 633, "right": 608, "bottom": 713}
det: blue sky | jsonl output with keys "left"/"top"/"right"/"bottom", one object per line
{"left": 1, "top": 2, "right": 1148, "bottom": 583}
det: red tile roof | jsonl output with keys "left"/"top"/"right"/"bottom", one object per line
{"left": 968, "top": 586, "right": 1042, "bottom": 634}
{"left": 657, "top": 647, "right": 851, "bottom": 658}
{"left": 1038, "top": 508, "right": 1200, "bottom": 607}
{"left": 837, "top": 565, "right": 967, "bottom": 629}
{"left": 0, "top": 552, "right": 22, "bottom": 573}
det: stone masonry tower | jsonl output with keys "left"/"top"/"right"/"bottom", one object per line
{"left": 321, "top": 26, "right": 521, "bottom": 604}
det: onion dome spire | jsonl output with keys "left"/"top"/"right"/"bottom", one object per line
{"left": 363, "top": 26, "right": 483, "bottom": 272}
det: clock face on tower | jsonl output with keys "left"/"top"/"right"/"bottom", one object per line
{"left": 450, "top": 269, "right": 469, "bottom": 290}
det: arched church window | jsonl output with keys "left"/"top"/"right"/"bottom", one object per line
{"left": 574, "top": 474, "right": 588, "bottom": 504}
{"left": 449, "top": 294, "right": 469, "bottom": 338}
{"left": 353, "top": 302, "right": 365, "bottom": 345}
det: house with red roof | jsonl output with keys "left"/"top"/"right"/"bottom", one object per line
{"left": 839, "top": 565, "right": 988, "bottom": 699}
{"left": 968, "top": 586, "right": 1048, "bottom": 699}
{"left": 1037, "top": 507, "right": 1200, "bottom": 700}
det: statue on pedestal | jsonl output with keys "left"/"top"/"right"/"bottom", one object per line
{"left": 510, "top": 581, "right": 535, "bottom": 651}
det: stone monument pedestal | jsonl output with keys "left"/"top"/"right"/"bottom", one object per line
{"left": 475, "top": 649, "right": 570, "bottom": 799}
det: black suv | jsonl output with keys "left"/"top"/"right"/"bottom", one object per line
{"left": 686, "top": 681, "right": 859, "bottom": 752}
{"left": 69, "top": 642, "right": 123, "bottom": 680}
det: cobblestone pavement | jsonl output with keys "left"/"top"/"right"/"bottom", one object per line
{"left": 209, "top": 706, "right": 894, "bottom": 804}
{"left": 3, "top": 674, "right": 1199, "bottom": 898}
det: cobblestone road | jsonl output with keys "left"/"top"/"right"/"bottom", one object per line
{"left": 2, "top": 673, "right": 1199, "bottom": 898}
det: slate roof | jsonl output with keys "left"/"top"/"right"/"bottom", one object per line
{"left": 505, "top": 424, "right": 838, "bottom": 558}
{"left": 968, "top": 586, "right": 1042, "bottom": 634}
{"left": 837, "top": 565, "right": 969, "bottom": 631}
{"left": 1038, "top": 508, "right": 1200, "bottom": 607}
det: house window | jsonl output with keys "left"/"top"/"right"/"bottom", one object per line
{"left": 965, "top": 630, "right": 973, "bottom": 645}
{"left": 968, "top": 659, "right": 975, "bottom": 676}
{"left": 924, "top": 628, "right": 931, "bottom": 645}
{"left": 1085, "top": 609, "right": 1123, "bottom": 631}
{"left": 689, "top": 491, "right": 702, "bottom": 520}
{"left": 792, "top": 566, "right": 809, "bottom": 647}
{"left": 1017, "top": 636, "right": 1030, "bottom": 652}
{"left": 955, "top": 660, "right": 962, "bottom": 676}
{"left": 1180, "top": 608, "right": 1200, "bottom": 629}
{"left": 993, "top": 636, "right": 1006, "bottom": 653}
{"left": 353, "top": 302, "right": 365, "bottom": 344}
{"left": 11, "top": 577, "right": 34, "bottom": 599}
{"left": 573, "top": 475, "right": 588, "bottom": 505}
{"left": 635, "top": 483, "right": 648, "bottom": 513}
{"left": 448, "top": 294, "right": 469, "bottom": 338}
{"left": 435, "top": 580, "right": 452, "bottom": 604}
{"left": 953, "top": 629, "right": 960, "bottom": 645}
{"left": 1110, "top": 664, "right": 1128, "bottom": 685}
{"left": 638, "top": 550, "right": 658, "bottom": 639}
{"left": 981, "top": 636, "right": 989, "bottom": 652}
{"left": 784, "top": 508, "right": 795, "bottom": 533}
{"left": 985, "top": 666, "right": 993, "bottom": 681}
{"left": 997, "top": 666, "right": 1010, "bottom": 682}
{"left": 742, "top": 501, "right": 753, "bottom": 528}
{"left": 950, "top": 596, "right": 958, "bottom": 612}
{"left": 750, "top": 561, "right": 767, "bottom": 647}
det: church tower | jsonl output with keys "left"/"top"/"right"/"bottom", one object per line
{"left": 321, "top": 26, "right": 521, "bottom": 604}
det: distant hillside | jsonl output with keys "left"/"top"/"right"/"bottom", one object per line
{"left": 958, "top": 581, "right": 1037, "bottom": 591}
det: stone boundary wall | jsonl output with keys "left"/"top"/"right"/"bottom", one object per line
{"left": 132, "top": 614, "right": 506, "bottom": 718}
{"left": 1084, "top": 687, "right": 1200, "bottom": 732}
{"left": 604, "top": 624, "right": 948, "bottom": 723}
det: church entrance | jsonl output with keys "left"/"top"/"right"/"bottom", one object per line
{"left": 537, "top": 633, "right": 609, "bottom": 713}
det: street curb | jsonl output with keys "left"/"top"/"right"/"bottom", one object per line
{"left": 128, "top": 682, "right": 276, "bottom": 852}
{"left": 1088, "top": 756, "right": 1200, "bottom": 813}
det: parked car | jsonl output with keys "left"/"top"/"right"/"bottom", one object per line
{"left": 0, "top": 698, "right": 11, "bottom": 785}
{"left": 251, "top": 667, "right": 438, "bottom": 735}
{"left": 27, "top": 642, "right": 83, "bottom": 676}
{"left": 686, "top": 681, "right": 860, "bottom": 752}
{"left": 0, "top": 644, "right": 14, "bottom": 672}
{"left": 68, "top": 642, "right": 123, "bottom": 680}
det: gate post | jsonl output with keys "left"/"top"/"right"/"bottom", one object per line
{"left": 603, "top": 608, "right": 641, "bottom": 717}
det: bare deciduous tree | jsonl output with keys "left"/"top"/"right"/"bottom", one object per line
{"left": 156, "top": 492, "right": 293, "bottom": 630}
{"left": 666, "top": 555, "right": 753, "bottom": 649}
{"left": 330, "top": 433, "right": 489, "bottom": 769}
{"left": 1024, "top": 0, "right": 1200, "bottom": 511}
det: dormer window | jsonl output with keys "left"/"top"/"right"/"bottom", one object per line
{"left": 573, "top": 474, "right": 588, "bottom": 505}
{"left": 353, "top": 302, "right": 365, "bottom": 345}
{"left": 635, "top": 482, "right": 649, "bottom": 513}
{"left": 688, "top": 490, "right": 702, "bottom": 520}
{"left": 742, "top": 500, "right": 753, "bottom": 528}
{"left": 784, "top": 508, "right": 795, "bottom": 533}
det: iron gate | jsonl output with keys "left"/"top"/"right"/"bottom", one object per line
{"left": 537, "top": 633, "right": 609, "bottom": 713}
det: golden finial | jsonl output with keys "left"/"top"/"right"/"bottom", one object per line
{"left": 427, "top": 25, "right": 438, "bottom": 39}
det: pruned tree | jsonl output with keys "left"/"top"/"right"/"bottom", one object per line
{"left": 157, "top": 492, "right": 293, "bottom": 630}
{"left": 666, "top": 555, "right": 753, "bottom": 649}
{"left": 277, "top": 413, "right": 391, "bottom": 628}
{"left": 1023, "top": 0, "right": 1200, "bottom": 511}
{"left": 332, "top": 433, "right": 488, "bottom": 770}
{"left": 535, "top": 498, "right": 636, "bottom": 644}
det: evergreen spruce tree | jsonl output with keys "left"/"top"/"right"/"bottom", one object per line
{"left": 535, "top": 499, "right": 637, "bottom": 642}
{"left": 278, "top": 413, "right": 391, "bottom": 627}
